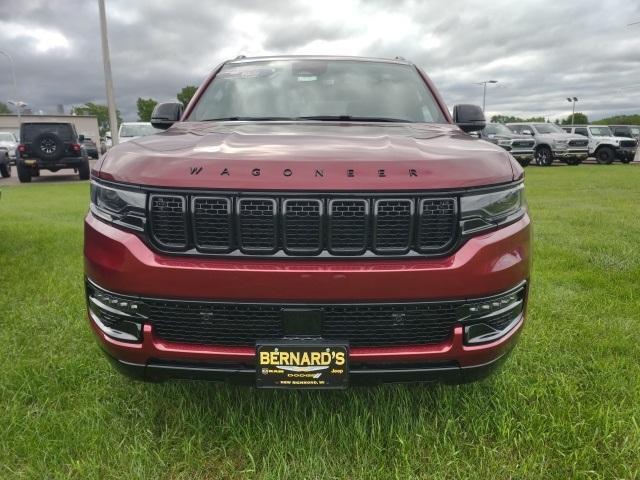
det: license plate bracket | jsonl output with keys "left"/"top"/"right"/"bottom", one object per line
{"left": 256, "top": 341, "right": 349, "bottom": 389}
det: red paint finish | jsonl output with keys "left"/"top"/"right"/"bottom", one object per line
{"left": 85, "top": 56, "right": 532, "bottom": 383}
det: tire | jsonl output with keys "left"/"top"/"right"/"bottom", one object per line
{"left": 595, "top": 146, "right": 615, "bottom": 164}
{"left": 620, "top": 156, "right": 632, "bottom": 164}
{"left": 0, "top": 161, "right": 11, "bottom": 178}
{"left": 32, "top": 132, "right": 64, "bottom": 162}
{"left": 565, "top": 157, "right": 582, "bottom": 166}
{"left": 16, "top": 161, "right": 32, "bottom": 183}
{"left": 535, "top": 145, "right": 553, "bottom": 166}
{"left": 78, "top": 158, "right": 90, "bottom": 180}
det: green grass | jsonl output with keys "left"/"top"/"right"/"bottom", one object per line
{"left": 0, "top": 166, "right": 639, "bottom": 479}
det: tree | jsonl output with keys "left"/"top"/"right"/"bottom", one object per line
{"left": 177, "top": 85, "right": 198, "bottom": 107}
{"left": 136, "top": 97, "right": 157, "bottom": 122}
{"left": 592, "top": 114, "right": 640, "bottom": 126}
{"left": 490, "top": 114, "right": 546, "bottom": 124}
{"left": 72, "top": 102, "right": 122, "bottom": 137}
{"left": 0, "top": 102, "right": 11, "bottom": 114}
{"left": 560, "top": 112, "right": 588, "bottom": 125}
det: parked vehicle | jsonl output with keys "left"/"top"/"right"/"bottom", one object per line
{"left": 478, "top": 123, "right": 535, "bottom": 167}
{"left": 609, "top": 125, "right": 640, "bottom": 141}
{"left": 507, "top": 122, "right": 588, "bottom": 166}
{"left": 0, "top": 148, "right": 11, "bottom": 178}
{"left": 85, "top": 55, "right": 531, "bottom": 387}
{"left": 561, "top": 125, "right": 637, "bottom": 164}
{"left": 0, "top": 131, "right": 18, "bottom": 164}
{"left": 81, "top": 136, "right": 99, "bottom": 159}
{"left": 118, "top": 122, "right": 162, "bottom": 143}
{"left": 17, "top": 122, "right": 90, "bottom": 182}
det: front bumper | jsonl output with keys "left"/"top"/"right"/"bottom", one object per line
{"left": 616, "top": 147, "right": 637, "bottom": 160}
{"left": 554, "top": 149, "right": 589, "bottom": 159}
{"left": 85, "top": 212, "right": 532, "bottom": 385}
{"left": 511, "top": 152, "right": 534, "bottom": 161}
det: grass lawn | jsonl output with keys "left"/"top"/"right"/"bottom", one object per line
{"left": 0, "top": 166, "right": 639, "bottom": 479}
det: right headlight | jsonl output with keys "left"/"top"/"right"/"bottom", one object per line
{"left": 90, "top": 181, "right": 147, "bottom": 232}
{"left": 460, "top": 183, "right": 526, "bottom": 234}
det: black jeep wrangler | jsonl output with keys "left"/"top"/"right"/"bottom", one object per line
{"left": 17, "top": 122, "right": 90, "bottom": 183}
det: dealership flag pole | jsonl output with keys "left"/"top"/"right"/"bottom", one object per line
{"left": 98, "top": 0, "right": 119, "bottom": 146}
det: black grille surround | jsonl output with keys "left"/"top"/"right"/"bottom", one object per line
{"left": 147, "top": 191, "right": 460, "bottom": 258}
{"left": 620, "top": 139, "right": 637, "bottom": 148}
{"left": 568, "top": 139, "right": 589, "bottom": 147}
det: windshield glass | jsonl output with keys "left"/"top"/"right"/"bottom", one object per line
{"left": 589, "top": 126, "right": 612, "bottom": 136}
{"left": 119, "top": 124, "right": 161, "bottom": 137}
{"left": 0, "top": 133, "right": 15, "bottom": 142}
{"left": 484, "top": 124, "right": 512, "bottom": 135}
{"left": 630, "top": 127, "right": 639, "bottom": 135}
{"left": 188, "top": 60, "right": 447, "bottom": 123}
{"left": 533, "top": 123, "right": 564, "bottom": 134}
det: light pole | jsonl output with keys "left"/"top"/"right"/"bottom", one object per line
{"left": 98, "top": 0, "right": 119, "bottom": 146}
{"left": 0, "top": 49, "right": 21, "bottom": 124}
{"left": 477, "top": 80, "right": 498, "bottom": 112}
{"left": 566, "top": 97, "right": 578, "bottom": 125}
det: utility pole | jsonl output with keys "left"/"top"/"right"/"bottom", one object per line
{"left": 566, "top": 97, "right": 578, "bottom": 125}
{"left": 477, "top": 80, "right": 498, "bottom": 112}
{"left": 98, "top": 0, "right": 119, "bottom": 145}
{"left": 0, "top": 50, "right": 21, "bottom": 125}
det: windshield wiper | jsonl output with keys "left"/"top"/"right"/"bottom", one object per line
{"left": 201, "top": 116, "right": 295, "bottom": 121}
{"left": 296, "top": 115, "right": 414, "bottom": 123}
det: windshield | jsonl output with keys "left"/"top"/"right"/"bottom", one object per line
{"left": 484, "top": 124, "right": 512, "bottom": 135}
{"left": 533, "top": 123, "right": 564, "bottom": 134}
{"left": 119, "top": 124, "right": 162, "bottom": 137}
{"left": 188, "top": 60, "right": 447, "bottom": 123}
{"left": 589, "top": 126, "right": 612, "bottom": 136}
{"left": 0, "top": 133, "right": 15, "bottom": 142}
{"left": 630, "top": 127, "right": 639, "bottom": 135}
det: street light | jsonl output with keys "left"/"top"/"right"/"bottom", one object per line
{"left": 98, "top": 0, "right": 119, "bottom": 146}
{"left": 7, "top": 101, "right": 28, "bottom": 123}
{"left": 0, "top": 49, "right": 21, "bottom": 124}
{"left": 476, "top": 80, "right": 498, "bottom": 112}
{"left": 566, "top": 97, "right": 578, "bottom": 125}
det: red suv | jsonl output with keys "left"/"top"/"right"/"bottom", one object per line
{"left": 85, "top": 56, "right": 531, "bottom": 388}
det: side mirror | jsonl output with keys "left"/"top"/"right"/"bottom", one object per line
{"left": 79, "top": 134, "right": 85, "bottom": 142}
{"left": 452, "top": 104, "right": 486, "bottom": 133}
{"left": 151, "top": 102, "right": 184, "bottom": 130}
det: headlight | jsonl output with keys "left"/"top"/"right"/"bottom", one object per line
{"left": 90, "top": 181, "right": 146, "bottom": 231}
{"left": 460, "top": 183, "right": 526, "bottom": 234}
{"left": 554, "top": 139, "right": 568, "bottom": 145}
{"left": 497, "top": 139, "right": 512, "bottom": 146}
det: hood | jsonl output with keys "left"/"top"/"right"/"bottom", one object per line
{"left": 98, "top": 122, "right": 516, "bottom": 190}
{"left": 538, "top": 132, "right": 584, "bottom": 141}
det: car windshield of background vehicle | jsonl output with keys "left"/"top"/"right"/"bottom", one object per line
{"left": 484, "top": 124, "right": 513, "bottom": 135}
{"left": 0, "top": 133, "right": 15, "bottom": 142}
{"left": 188, "top": 60, "right": 447, "bottom": 123}
{"left": 630, "top": 127, "right": 640, "bottom": 135}
{"left": 589, "top": 127, "right": 613, "bottom": 136}
{"left": 533, "top": 123, "right": 565, "bottom": 134}
{"left": 120, "top": 125, "right": 162, "bottom": 137}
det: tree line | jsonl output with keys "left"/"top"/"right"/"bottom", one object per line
{"left": 491, "top": 112, "right": 640, "bottom": 126}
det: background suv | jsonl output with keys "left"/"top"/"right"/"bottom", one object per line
{"left": 609, "top": 125, "right": 640, "bottom": 142}
{"left": 508, "top": 122, "right": 588, "bottom": 166}
{"left": 85, "top": 56, "right": 531, "bottom": 388}
{"left": 561, "top": 125, "right": 637, "bottom": 164}
{"left": 477, "top": 123, "right": 535, "bottom": 166}
{"left": 17, "top": 122, "right": 90, "bottom": 182}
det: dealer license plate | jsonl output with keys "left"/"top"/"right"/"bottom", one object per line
{"left": 256, "top": 342, "right": 348, "bottom": 389}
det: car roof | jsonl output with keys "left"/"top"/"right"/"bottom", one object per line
{"left": 225, "top": 55, "right": 413, "bottom": 66}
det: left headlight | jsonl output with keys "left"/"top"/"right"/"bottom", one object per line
{"left": 460, "top": 183, "right": 526, "bottom": 234}
{"left": 90, "top": 181, "right": 147, "bottom": 231}
{"left": 497, "top": 139, "right": 512, "bottom": 147}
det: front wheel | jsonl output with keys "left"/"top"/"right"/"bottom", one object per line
{"left": 535, "top": 146, "right": 553, "bottom": 166}
{"left": 78, "top": 158, "right": 90, "bottom": 180}
{"left": 620, "top": 156, "right": 632, "bottom": 164}
{"left": 16, "top": 161, "right": 32, "bottom": 183}
{"left": 595, "top": 147, "right": 615, "bottom": 164}
{"left": 0, "top": 162, "right": 11, "bottom": 178}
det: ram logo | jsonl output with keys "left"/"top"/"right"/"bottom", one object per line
{"left": 190, "top": 166, "right": 203, "bottom": 175}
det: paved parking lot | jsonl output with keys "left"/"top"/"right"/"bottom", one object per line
{"left": 0, "top": 160, "right": 98, "bottom": 185}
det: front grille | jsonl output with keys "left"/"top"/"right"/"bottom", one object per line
{"left": 620, "top": 140, "right": 637, "bottom": 148}
{"left": 148, "top": 193, "right": 459, "bottom": 257}
{"left": 145, "top": 299, "right": 460, "bottom": 347}
{"left": 568, "top": 139, "right": 588, "bottom": 147}
{"left": 511, "top": 140, "right": 534, "bottom": 148}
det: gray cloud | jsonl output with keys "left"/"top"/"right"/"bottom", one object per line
{"left": 0, "top": 0, "right": 639, "bottom": 122}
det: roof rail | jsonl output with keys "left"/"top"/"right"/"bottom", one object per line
{"left": 235, "top": 55, "right": 246, "bottom": 60}
{"left": 394, "top": 56, "right": 406, "bottom": 61}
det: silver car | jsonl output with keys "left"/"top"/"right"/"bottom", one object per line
{"left": 507, "top": 123, "right": 589, "bottom": 166}
{"left": 0, "top": 131, "right": 18, "bottom": 164}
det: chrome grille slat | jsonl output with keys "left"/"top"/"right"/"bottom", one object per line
{"left": 148, "top": 193, "right": 459, "bottom": 256}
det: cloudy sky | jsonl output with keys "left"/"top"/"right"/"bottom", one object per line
{"left": 1, "top": 0, "right": 639, "bottom": 122}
